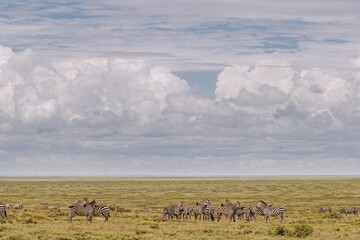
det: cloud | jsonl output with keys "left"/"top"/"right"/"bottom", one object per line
{"left": 1, "top": 44, "right": 360, "bottom": 175}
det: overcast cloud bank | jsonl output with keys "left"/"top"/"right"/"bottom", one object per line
{"left": 1, "top": 44, "right": 360, "bottom": 175}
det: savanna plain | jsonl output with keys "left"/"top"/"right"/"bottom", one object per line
{"left": 0, "top": 177, "right": 360, "bottom": 240}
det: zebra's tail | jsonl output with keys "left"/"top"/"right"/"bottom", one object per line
{"left": 210, "top": 213, "right": 215, "bottom": 221}
{"left": 4, "top": 208, "right": 6, "bottom": 218}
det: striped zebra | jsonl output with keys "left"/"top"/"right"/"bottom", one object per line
{"left": 235, "top": 205, "right": 251, "bottom": 222}
{"left": 221, "top": 199, "right": 233, "bottom": 220}
{"left": 249, "top": 205, "right": 264, "bottom": 222}
{"left": 175, "top": 201, "right": 194, "bottom": 221}
{"left": 90, "top": 200, "right": 110, "bottom": 222}
{"left": 339, "top": 206, "right": 358, "bottom": 217}
{"left": 109, "top": 204, "right": 116, "bottom": 211}
{"left": 5, "top": 204, "right": 12, "bottom": 209}
{"left": 162, "top": 205, "right": 175, "bottom": 219}
{"left": 217, "top": 200, "right": 240, "bottom": 222}
{"left": 181, "top": 205, "right": 194, "bottom": 220}
{"left": 14, "top": 203, "right": 23, "bottom": 209}
{"left": 202, "top": 199, "right": 215, "bottom": 221}
{"left": 193, "top": 199, "right": 214, "bottom": 221}
{"left": 318, "top": 206, "right": 331, "bottom": 213}
{"left": 0, "top": 202, "right": 7, "bottom": 219}
{"left": 68, "top": 198, "right": 94, "bottom": 223}
{"left": 257, "top": 200, "right": 286, "bottom": 223}
{"left": 193, "top": 202, "right": 205, "bottom": 221}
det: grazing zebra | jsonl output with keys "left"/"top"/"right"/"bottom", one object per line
{"left": 89, "top": 200, "right": 110, "bottom": 222}
{"left": 235, "top": 205, "right": 251, "bottom": 221}
{"left": 5, "top": 204, "right": 12, "bottom": 209}
{"left": 14, "top": 203, "right": 23, "bottom": 209}
{"left": 339, "top": 206, "right": 358, "bottom": 217}
{"left": 109, "top": 204, "right": 116, "bottom": 211}
{"left": 250, "top": 205, "right": 264, "bottom": 222}
{"left": 68, "top": 198, "right": 94, "bottom": 223}
{"left": 217, "top": 200, "right": 240, "bottom": 222}
{"left": 0, "top": 202, "right": 6, "bottom": 219}
{"left": 318, "top": 206, "right": 331, "bottom": 213}
{"left": 257, "top": 200, "right": 286, "bottom": 223}
{"left": 162, "top": 205, "right": 175, "bottom": 220}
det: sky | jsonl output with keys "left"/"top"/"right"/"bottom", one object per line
{"left": 0, "top": 0, "right": 360, "bottom": 176}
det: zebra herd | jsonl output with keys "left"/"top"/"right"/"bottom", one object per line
{"left": 0, "top": 199, "right": 358, "bottom": 224}
{"left": 162, "top": 199, "right": 287, "bottom": 223}
{"left": 162, "top": 199, "right": 359, "bottom": 223}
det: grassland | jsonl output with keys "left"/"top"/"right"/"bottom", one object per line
{"left": 0, "top": 176, "right": 360, "bottom": 239}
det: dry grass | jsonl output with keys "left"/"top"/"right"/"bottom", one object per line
{"left": 0, "top": 176, "right": 359, "bottom": 239}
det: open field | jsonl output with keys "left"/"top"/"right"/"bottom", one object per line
{"left": 0, "top": 176, "right": 360, "bottom": 239}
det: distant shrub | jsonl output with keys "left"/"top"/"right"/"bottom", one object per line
{"left": 274, "top": 225, "right": 287, "bottom": 236}
{"left": 150, "top": 223, "right": 159, "bottom": 229}
{"left": 293, "top": 224, "right": 314, "bottom": 238}
{"left": 24, "top": 217, "right": 37, "bottom": 224}
{"left": 6, "top": 235, "right": 24, "bottom": 240}
{"left": 118, "top": 208, "right": 131, "bottom": 213}
{"left": 135, "top": 229, "right": 147, "bottom": 235}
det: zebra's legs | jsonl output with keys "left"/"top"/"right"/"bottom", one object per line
{"left": 280, "top": 213, "right": 286, "bottom": 223}
{"left": 102, "top": 212, "right": 109, "bottom": 222}
{"left": 68, "top": 212, "right": 73, "bottom": 223}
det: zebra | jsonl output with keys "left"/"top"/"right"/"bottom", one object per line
{"left": 249, "top": 205, "right": 264, "bottom": 222}
{"left": 176, "top": 201, "right": 194, "bottom": 220}
{"left": 89, "top": 200, "right": 110, "bottom": 222}
{"left": 0, "top": 202, "right": 7, "bottom": 219}
{"left": 339, "top": 206, "right": 358, "bottom": 217}
{"left": 193, "top": 199, "right": 214, "bottom": 221}
{"left": 193, "top": 202, "right": 205, "bottom": 221}
{"left": 257, "top": 200, "right": 286, "bottom": 223}
{"left": 14, "top": 203, "right": 23, "bottom": 209}
{"left": 5, "top": 204, "right": 12, "bottom": 209}
{"left": 220, "top": 199, "right": 233, "bottom": 220}
{"left": 235, "top": 205, "right": 251, "bottom": 221}
{"left": 181, "top": 205, "right": 194, "bottom": 220}
{"left": 202, "top": 199, "right": 215, "bottom": 221}
{"left": 162, "top": 205, "right": 176, "bottom": 220}
{"left": 318, "top": 206, "right": 331, "bottom": 213}
{"left": 217, "top": 200, "right": 240, "bottom": 222}
{"left": 109, "top": 204, "right": 116, "bottom": 211}
{"left": 68, "top": 198, "right": 94, "bottom": 223}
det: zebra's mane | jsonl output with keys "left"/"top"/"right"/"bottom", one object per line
{"left": 259, "top": 200, "right": 267, "bottom": 205}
